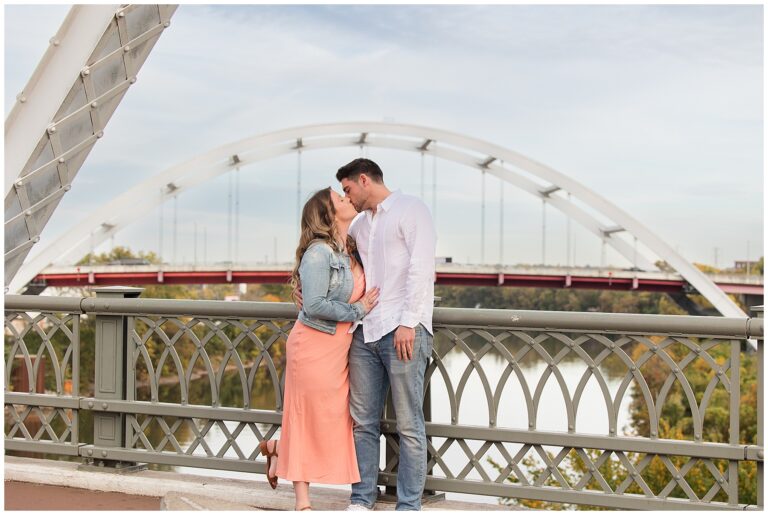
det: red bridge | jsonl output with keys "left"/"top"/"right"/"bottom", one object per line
{"left": 32, "top": 263, "right": 763, "bottom": 295}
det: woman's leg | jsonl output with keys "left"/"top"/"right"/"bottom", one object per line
{"left": 269, "top": 440, "right": 279, "bottom": 479}
{"left": 293, "top": 481, "right": 311, "bottom": 510}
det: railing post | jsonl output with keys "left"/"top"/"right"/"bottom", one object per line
{"left": 424, "top": 296, "right": 440, "bottom": 499}
{"left": 423, "top": 380, "right": 434, "bottom": 495}
{"left": 728, "top": 338, "right": 740, "bottom": 505}
{"left": 754, "top": 306, "right": 764, "bottom": 508}
{"left": 87, "top": 286, "right": 143, "bottom": 469}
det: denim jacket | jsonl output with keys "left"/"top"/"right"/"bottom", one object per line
{"left": 297, "top": 240, "right": 365, "bottom": 335}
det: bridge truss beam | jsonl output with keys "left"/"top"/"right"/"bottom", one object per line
{"left": 4, "top": 4, "right": 177, "bottom": 288}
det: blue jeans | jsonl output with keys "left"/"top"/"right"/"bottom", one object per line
{"left": 349, "top": 324, "right": 433, "bottom": 511}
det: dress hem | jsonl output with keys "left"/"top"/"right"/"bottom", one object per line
{"left": 276, "top": 474, "right": 361, "bottom": 485}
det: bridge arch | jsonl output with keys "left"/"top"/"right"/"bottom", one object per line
{"left": 11, "top": 121, "right": 746, "bottom": 319}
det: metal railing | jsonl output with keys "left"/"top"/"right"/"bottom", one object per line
{"left": 4, "top": 289, "right": 763, "bottom": 510}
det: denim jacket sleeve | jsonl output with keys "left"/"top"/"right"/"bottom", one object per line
{"left": 299, "top": 243, "right": 365, "bottom": 322}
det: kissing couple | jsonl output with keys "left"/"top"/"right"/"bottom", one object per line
{"left": 258, "top": 158, "right": 437, "bottom": 511}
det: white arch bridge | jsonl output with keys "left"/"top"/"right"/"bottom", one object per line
{"left": 3, "top": 4, "right": 748, "bottom": 321}
{"left": 9, "top": 121, "right": 748, "bottom": 319}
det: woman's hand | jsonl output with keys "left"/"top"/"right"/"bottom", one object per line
{"left": 295, "top": 290, "right": 303, "bottom": 309}
{"left": 360, "top": 287, "right": 380, "bottom": 314}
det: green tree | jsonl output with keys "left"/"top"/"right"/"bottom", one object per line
{"left": 489, "top": 337, "right": 758, "bottom": 508}
{"left": 76, "top": 245, "right": 160, "bottom": 265}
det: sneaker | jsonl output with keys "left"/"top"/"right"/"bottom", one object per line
{"left": 345, "top": 504, "right": 372, "bottom": 511}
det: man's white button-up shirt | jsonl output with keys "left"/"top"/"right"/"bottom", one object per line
{"left": 349, "top": 190, "right": 437, "bottom": 343}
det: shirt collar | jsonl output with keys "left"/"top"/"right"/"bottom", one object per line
{"left": 378, "top": 190, "right": 401, "bottom": 213}
{"left": 365, "top": 190, "right": 401, "bottom": 222}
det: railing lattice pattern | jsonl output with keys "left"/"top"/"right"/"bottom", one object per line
{"left": 3, "top": 296, "right": 762, "bottom": 509}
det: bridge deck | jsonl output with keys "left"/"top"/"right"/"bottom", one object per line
{"left": 5, "top": 456, "right": 517, "bottom": 511}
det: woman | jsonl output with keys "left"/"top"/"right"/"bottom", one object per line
{"left": 259, "top": 187, "right": 379, "bottom": 511}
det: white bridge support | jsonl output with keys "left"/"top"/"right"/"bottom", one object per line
{"left": 4, "top": 4, "right": 177, "bottom": 288}
{"left": 10, "top": 122, "right": 748, "bottom": 322}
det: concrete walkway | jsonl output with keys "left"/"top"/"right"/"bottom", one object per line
{"left": 5, "top": 481, "right": 161, "bottom": 511}
{"left": 5, "top": 456, "right": 514, "bottom": 511}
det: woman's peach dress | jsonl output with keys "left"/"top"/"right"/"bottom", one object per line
{"left": 275, "top": 264, "right": 364, "bottom": 484}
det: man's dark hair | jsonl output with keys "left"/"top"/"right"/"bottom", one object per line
{"left": 336, "top": 158, "right": 384, "bottom": 184}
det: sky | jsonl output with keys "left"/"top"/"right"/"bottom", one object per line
{"left": 4, "top": 4, "right": 764, "bottom": 269}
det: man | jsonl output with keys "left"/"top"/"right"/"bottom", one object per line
{"left": 337, "top": 158, "right": 436, "bottom": 511}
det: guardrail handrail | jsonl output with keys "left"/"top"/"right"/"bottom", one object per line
{"left": 4, "top": 295, "right": 763, "bottom": 339}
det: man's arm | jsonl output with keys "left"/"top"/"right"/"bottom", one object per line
{"left": 394, "top": 201, "right": 436, "bottom": 361}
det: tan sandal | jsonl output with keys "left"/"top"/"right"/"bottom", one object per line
{"left": 297, "top": 506, "right": 312, "bottom": 511}
{"left": 258, "top": 440, "right": 279, "bottom": 489}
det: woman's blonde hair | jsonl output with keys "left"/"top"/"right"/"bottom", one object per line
{"left": 290, "top": 188, "right": 357, "bottom": 304}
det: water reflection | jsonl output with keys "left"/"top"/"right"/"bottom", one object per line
{"left": 429, "top": 333, "right": 633, "bottom": 434}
